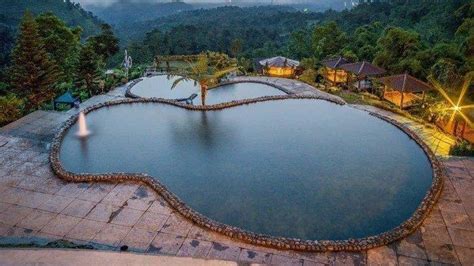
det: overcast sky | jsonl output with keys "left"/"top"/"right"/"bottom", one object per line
{"left": 76, "top": 0, "right": 315, "bottom": 7}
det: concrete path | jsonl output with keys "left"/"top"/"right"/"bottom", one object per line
{"left": 230, "top": 76, "right": 345, "bottom": 103}
{"left": 0, "top": 79, "right": 473, "bottom": 265}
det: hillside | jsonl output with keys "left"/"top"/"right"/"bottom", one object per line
{"left": 0, "top": 0, "right": 103, "bottom": 37}
{"left": 118, "top": 0, "right": 470, "bottom": 66}
{"left": 0, "top": 0, "right": 105, "bottom": 69}
{"left": 84, "top": 1, "right": 194, "bottom": 26}
{"left": 116, "top": 5, "right": 320, "bottom": 45}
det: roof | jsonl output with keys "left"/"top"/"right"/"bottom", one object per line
{"left": 339, "top": 61, "right": 386, "bottom": 77}
{"left": 321, "top": 56, "right": 350, "bottom": 69}
{"left": 54, "top": 91, "right": 78, "bottom": 104}
{"left": 378, "top": 73, "right": 432, "bottom": 93}
{"left": 259, "top": 56, "right": 300, "bottom": 68}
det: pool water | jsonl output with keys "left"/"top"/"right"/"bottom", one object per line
{"left": 59, "top": 99, "right": 433, "bottom": 240}
{"left": 129, "top": 75, "right": 286, "bottom": 104}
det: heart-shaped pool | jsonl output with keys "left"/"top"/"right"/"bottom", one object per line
{"left": 58, "top": 99, "right": 433, "bottom": 241}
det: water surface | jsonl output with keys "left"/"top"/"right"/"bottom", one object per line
{"left": 59, "top": 99, "right": 433, "bottom": 240}
{"left": 130, "top": 76, "right": 286, "bottom": 104}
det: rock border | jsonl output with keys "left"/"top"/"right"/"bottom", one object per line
{"left": 49, "top": 95, "right": 444, "bottom": 252}
{"left": 125, "top": 75, "right": 307, "bottom": 101}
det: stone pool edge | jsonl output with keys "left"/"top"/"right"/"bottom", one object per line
{"left": 124, "top": 75, "right": 318, "bottom": 102}
{"left": 49, "top": 96, "right": 444, "bottom": 252}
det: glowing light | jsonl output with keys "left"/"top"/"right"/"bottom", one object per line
{"left": 429, "top": 73, "right": 474, "bottom": 128}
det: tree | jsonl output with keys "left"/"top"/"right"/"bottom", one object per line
{"left": 373, "top": 27, "right": 422, "bottom": 76}
{"left": 0, "top": 24, "right": 15, "bottom": 70}
{"left": 75, "top": 43, "right": 102, "bottom": 97}
{"left": 312, "top": 22, "right": 348, "bottom": 60}
{"left": 9, "top": 11, "right": 60, "bottom": 111}
{"left": 350, "top": 22, "right": 383, "bottom": 61}
{"left": 88, "top": 24, "right": 119, "bottom": 62}
{"left": 230, "top": 38, "right": 243, "bottom": 58}
{"left": 35, "top": 12, "right": 82, "bottom": 82}
{"left": 170, "top": 54, "right": 238, "bottom": 106}
{"left": 0, "top": 93, "right": 23, "bottom": 126}
{"left": 288, "top": 30, "right": 312, "bottom": 59}
{"left": 238, "top": 57, "right": 252, "bottom": 74}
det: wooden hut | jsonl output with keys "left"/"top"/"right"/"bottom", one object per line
{"left": 339, "top": 61, "right": 386, "bottom": 91}
{"left": 378, "top": 73, "right": 432, "bottom": 109}
{"left": 321, "top": 56, "right": 350, "bottom": 85}
{"left": 259, "top": 56, "right": 300, "bottom": 78}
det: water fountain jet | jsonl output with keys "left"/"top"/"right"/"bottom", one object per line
{"left": 77, "top": 111, "right": 90, "bottom": 138}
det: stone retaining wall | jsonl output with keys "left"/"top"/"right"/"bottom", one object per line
{"left": 49, "top": 96, "right": 444, "bottom": 252}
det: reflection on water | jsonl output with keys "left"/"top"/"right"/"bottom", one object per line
{"left": 59, "top": 99, "right": 433, "bottom": 240}
{"left": 130, "top": 76, "right": 286, "bottom": 104}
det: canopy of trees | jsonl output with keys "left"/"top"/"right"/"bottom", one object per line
{"left": 121, "top": 1, "right": 471, "bottom": 84}
{"left": 0, "top": 11, "right": 120, "bottom": 126}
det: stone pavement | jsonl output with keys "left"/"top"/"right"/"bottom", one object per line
{"left": 230, "top": 76, "right": 344, "bottom": 103}
{"left": 0, "top": 249, "right": 237, "bottom": 266}
{"left": 0, "top": 79, "right": 473, "bottom": 265}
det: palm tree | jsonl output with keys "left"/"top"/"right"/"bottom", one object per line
{"left": 169, "top": 54, "right": 238, "bottom": 106}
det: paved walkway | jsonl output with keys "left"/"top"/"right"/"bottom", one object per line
{"left": 0, "top": 79, "right": 473, "bottom": 265}
{"left": 0, "top": 249, "right": 236, "bottom": 266}
{"left": 230, "top": 76, "right": 345, "bottom": 103}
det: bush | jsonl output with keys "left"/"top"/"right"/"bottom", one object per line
{"left": 0, "top": 94, "right": 24, "bottom": 126}
{"left": 450, "top": 140, "right": 474, "bottom": 157}
{"left": 299, "top": 68, "right": 317, "bottom": 85}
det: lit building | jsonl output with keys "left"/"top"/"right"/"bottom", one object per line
{"left": 339, "top": 61, "right": 386, "bottom": 91}
{"left": 378, "top": 73, "right": 432, "bottom": 109}
{"left": 259, "top": 56, "right": 300, "bottom": 78}
{"left": 321, "top": 56, "right": 350, "bottom": 85}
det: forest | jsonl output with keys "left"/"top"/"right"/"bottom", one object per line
{"left": 122, "top": 0, "right": 472, "bottom": 84}
{"left": 0, "top": 10, "right": 125, "bottom": 125}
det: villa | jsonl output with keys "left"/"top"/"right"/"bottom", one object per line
{"left": 339, "top": 61, "right": 386, "bottom": 91}
{"left": 259, "top": 56, "right": 300, "bottom": 78}
{"left": 378, "top": 73, "right": 433, "bottom": 109}
{"left": 321, "top": 56, "right": 350, "bottom": 85}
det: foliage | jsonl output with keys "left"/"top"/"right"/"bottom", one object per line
{"left": 312, "top": 21, "right": 348, "bottom": 60}
{"left": 75, "top": 43, "right": 103, "bottom": 97}
{"left": 0, "top": 0, "right": 103, "bottom": 73}
{"left": 238, "top": 57, "right": 253, "bottom": 74}
{"left": 0, "top": 93, "right": 23, "bottom": 126}
{"left": 230, "top": 38, "right": 243, "bottom": 58}
{"left": 373, "top": 27, "right": 422, "bottom": 76}
{"left": 87, "top": 24, "right": 119, "bottom": 63}
{"left": 169, "top": 53, "right": 238, "bottom": 106}
{"left": 0, "top": 23, "right": 15, "bottom": 69}
{"left": 9, "top": 12, "right": 60, "bottom": 112}
{"left": 299, "top": 68, "right": 317, "bottom": 84}
{"left": 450, "top": 140, "right": 474, "bottom": 157}
{"left": 288, "top": 30, "right": 312, "bottom": 59}
{"left": 35, "top": 12, "right": 82, "bottom": 82}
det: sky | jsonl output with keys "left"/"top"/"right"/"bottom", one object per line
{"left": 76, "top": 0, "right": 317, "bottom": 7}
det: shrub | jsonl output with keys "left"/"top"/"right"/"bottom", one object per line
{"left": 450, "top": 140, "right": 474, "bottom": 157}
{"left": 0, "top": 94, "right": 24, "bottom": 126}
{"left": 299, "top": 68, "right": 317, "bottom": 85}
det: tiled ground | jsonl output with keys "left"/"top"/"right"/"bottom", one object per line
{"left": 0, "top": 79, "right": 473, "bottom": 265}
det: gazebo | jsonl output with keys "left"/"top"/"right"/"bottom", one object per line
{"left": 339, "top": 61, "right": 386, "bottom": 90}
{"left": 378, "top": 73, "right": 432, "bottom": 109}
{"left": 321, "top": 56, "right": 350, "bottom": 85}
{"left": 53, "top": 91, "right": 80, "bottom": 111}
{"left": 259, "top": 56, "right": 300, "bottom": 77}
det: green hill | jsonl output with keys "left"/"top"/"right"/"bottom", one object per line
{"left": 0, "top": 0, "right": 105, "bottom": 70}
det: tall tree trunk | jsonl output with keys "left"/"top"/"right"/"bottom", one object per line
{"left": 201, "top": 84, "right": 207, "bottom": 106}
